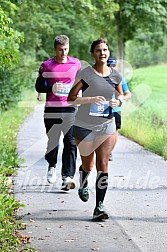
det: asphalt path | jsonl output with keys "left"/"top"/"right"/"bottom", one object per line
{"left": 14, "top": 103, "right": 167, "bottom": 252}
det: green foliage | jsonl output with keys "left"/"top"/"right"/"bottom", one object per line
{"left": 0, "top": 195, "right": 23, "bottom": 221}
{"left": 0, "top": 3, "right": 24, "bottom": 69}
{"left": 0, "top": 51, "right": 38, "bottom": 112}
{"left": 0, "top": 194, "right": 24, "bottom": 251}
{"left": 0, "top": 68, "right": 23, "bottom": 111}
{"left": 11, "top": 0, "right": 118, "bottom": 61}
{"left": 111, "top": 0, "right": 167, "bottom": 58}
{"left": 1, "top": 0, "right": 167, "bottom": 111}
{"left": 0, "top": 175, "right": 8, "bottom": 194}
{"left": 0, "top": 109, "right": 22, "bottom": 175}
{"left": 0, "top": 1, "right": 25, "bottom": 111}
{"left": 126, "top": 36, "right": 167, "bottom": 68}
{"left": 121, "top": 111, "right": 167, "bottom": 159}
{"left": 0, "top": 90, "right": 36, "bottom": 175}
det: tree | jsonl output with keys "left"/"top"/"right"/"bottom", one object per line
{"left": 1, "top": 0, "right": 167, "bottom": 111}
{"left": 126, "top": 35, "right": 167, "bottom": 68}
{"left": 0, "top": 2, "right": 23, "bottom": 69}
{"left": 0, "top": 1, "right": 24, "bottom": 111}
{"left": 71, "top": 0, "right": 167, "bottom": 61}
{"left": 113, "top": 0, "right": 167, "bottom": 60}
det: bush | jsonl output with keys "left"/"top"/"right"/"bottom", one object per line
{"left": 0, "top": 69, "right": 23, "bottom": 111}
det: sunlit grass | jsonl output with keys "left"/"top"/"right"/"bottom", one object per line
{"left": 120, "top": 64, "right": 167, "bottom": 160}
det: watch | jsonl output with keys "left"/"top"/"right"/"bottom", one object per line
{"left": 118, "top": 99, "right": 122, "bottom": 107}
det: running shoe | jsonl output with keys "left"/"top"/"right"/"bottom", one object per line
{"left": 47, "top": 166, "right": 56, "bottom": 184}
{"left": 78, "top": 187, "right": 89, "bottom": 202}
{"left": 93, "top": 202, "right": 109, "bottom": 221}
{"left": 61, "top": 177, "right": 76, "bottom": 191}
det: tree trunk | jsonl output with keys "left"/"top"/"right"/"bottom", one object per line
{"left": 117, "top": 36, "right": 125, "bottom": 61}
{"left": 115, "top": 10, "right": 126, "bottom": 76}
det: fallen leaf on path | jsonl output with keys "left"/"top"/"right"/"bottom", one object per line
{"left": 19, "top": 222, "right": 26, "bottom": 229}
{"left": 16, "top": 232, "right": 31, "bottom": 244}
{"left": 160, "top": 184, "right": 167, "bottom": 188}
{"left": 99, "top": 224, "right": 105, "bottom": 227}
{"left": 65, "top": 239, "right": 75, "bottom": 243}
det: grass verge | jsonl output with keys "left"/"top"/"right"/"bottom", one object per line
{"left": 0, "top": 90, "right": 37, "bottom": 252}
{"left": 120, "top": 64, "right": 167, "bottom": 160}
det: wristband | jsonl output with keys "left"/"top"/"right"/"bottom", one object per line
{"left": 118, "top": 99, "right": 122, "bottom": 107}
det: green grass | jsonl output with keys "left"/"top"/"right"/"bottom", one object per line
{"left": 0, "top": 89, "right": 37, "bottom": 251}
{"left": 120, "top": 64, "right": 167, "bottom": 159}
{"left": 134, "top": 64, "right": 167, "bottom": 110}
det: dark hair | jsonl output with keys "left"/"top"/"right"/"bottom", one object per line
{"left": 54, "top": 35, "right": 69, "bottom": 48}
{"left": 90, "top": 38, "right": 109, "bottom": 53}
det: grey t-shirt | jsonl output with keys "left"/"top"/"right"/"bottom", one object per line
{"left": 75, "top": 66, "right": 122, "bottom": 126}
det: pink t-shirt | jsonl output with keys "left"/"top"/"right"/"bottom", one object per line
{"left": 40, "top": 56, "right": 81, "bottom": 107}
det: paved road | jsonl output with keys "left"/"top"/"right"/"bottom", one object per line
{"left": 14, "top": 104, "right": 167, "bottom": 252}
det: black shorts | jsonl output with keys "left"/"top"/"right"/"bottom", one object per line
{"left": 73, "top": 118, "right": 116, "bottom": 141}
{"left": 113, "top": 112, "right": 121, "bottom": 129}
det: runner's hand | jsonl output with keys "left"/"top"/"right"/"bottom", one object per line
{"left": 52, "top": 82, "right": 63, "bottom": 93}
{"left": 91, "top": 96, "right": 106, "bottom": 105}
{"left": 109, "top": 98, "right": 120, "bottom": 108}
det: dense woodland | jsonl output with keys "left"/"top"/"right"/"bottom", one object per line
{"left": 1, "top": 0, "right": 167, "bottom": 111}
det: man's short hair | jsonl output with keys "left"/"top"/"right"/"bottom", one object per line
{"left": 54, "top": 35, "right": 69, "bottom": 48}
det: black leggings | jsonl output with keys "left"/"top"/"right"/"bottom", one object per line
{"left": 44, "top": 108, "right": 77, "bottom": 178}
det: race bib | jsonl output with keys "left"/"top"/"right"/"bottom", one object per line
{"left": 89, "top": 101, "right": 109, "bottom": 116}
{"left": 55, "top": 84, "right": 72, "bottom": 97}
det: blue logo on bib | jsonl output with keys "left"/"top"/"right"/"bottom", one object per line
{"left": 89, "top": 101, "right": 109, "bottom": 116}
